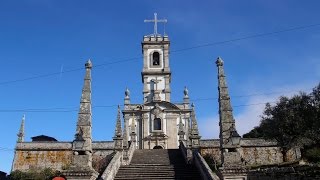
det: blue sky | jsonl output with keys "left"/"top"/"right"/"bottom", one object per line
{"left": 1, "top": 0, "right": 320, "bottom": 173}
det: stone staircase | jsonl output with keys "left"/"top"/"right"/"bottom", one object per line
{"left": 114, "top": 149, "right": 202, "bottom": 180}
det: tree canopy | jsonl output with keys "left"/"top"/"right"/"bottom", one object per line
{"left": 243, "top": 83, "right": 320, "bottom": 161}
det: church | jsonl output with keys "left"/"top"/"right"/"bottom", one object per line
{"left": 122, "top": 33, "right": 197, "bottom": 150}
{"left": 11, "top": 13, "right": 301, "bottom": 180}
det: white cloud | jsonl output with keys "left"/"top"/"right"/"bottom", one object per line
{"left": 235, "top": 82, "right": 316, "bottom": 136}
{"left": 198, "top": 115, "right": 220, "bottom": 139}
{"left": 197, "top": 82, "right": 317, "bottom": 139}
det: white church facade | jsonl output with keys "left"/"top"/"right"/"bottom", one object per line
{"left": 122, "top": 34, "right": 197, "bottom": 149}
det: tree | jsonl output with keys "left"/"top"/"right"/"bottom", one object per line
{"left": 243, "top": 83, "right": 320, "bottom": 161}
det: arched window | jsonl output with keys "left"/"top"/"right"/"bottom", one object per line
{"left": 154, "top": 118, "right": 161, "bottom": 130}
{"left": 152, "top": 52, "right": 160, "bottom": 66}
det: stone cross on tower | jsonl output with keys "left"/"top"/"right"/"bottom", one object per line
{"left": 144, "top": 13, "right": 167, "bottom": 36}
{"left": 153, "top": 77, "right": 162, "bottom": 91}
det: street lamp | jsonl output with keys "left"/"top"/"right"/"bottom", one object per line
{"left": 230, "top": 129, "right": 241, "bottom": 146}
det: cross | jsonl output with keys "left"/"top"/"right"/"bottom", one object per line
{"left": 152, "top": 77, "right": 162, "bottom": 91}
{"left": 144, "top": 13, "right": 167, "bottom": 36}
{"left": 147, "top": 77, "right": 162, "bottom": 91}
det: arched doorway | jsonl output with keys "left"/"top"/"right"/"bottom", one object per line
{"left": 153, "top": 145, "right": 163, "bottom": 149}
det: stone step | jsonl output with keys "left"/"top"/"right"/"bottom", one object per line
{"left": 115, "top": 175, "right": 201, "bottom": 178}
{"left": 114, "top": 176, "right": 201, "bottom": 180}
{"left": 114, "top": 149, "right": 202, "bottom": 179}
{"left": 117, "top": 169, "right": 199, "bottom": 173}
{"left": 115, "top": 177, "right": 200, "bottom": 180}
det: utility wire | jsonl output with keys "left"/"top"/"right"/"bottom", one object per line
{"left": 171, "top": 23, "right": 320, "bottom": 53}
{"left": 0, "top": 147, "right": 14, "bottom": 151}
{"left": 1, "top": 23, "right": 320, "bottom": 86}
{"left": 0, "top": 87, "right": 313, "bottom": 112}
{"left": 0, "top": 56, "right": 141, "bottom": 86}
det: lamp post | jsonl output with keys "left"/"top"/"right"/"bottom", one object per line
{"left": 230, "top": 129, "right": 241, "bottom": 146}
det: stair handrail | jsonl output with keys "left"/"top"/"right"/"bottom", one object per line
{"left": 124, "top": 142, "right": 136, "bottom": 165}
{"left": 100, "top": 151, "right": 122, "bottom": 180}
{"left": 179, "top": 140, "right": 188, "bottom": 164}
{"left": 193, "top": 151, "right": 220, "bottom": 180}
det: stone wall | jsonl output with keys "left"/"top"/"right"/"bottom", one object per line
{"left": 246, "top": 165, "right": 320, "bottom": 180}
{"left": 200, "top": 139, "right": 221, "bottom": 163}
{"left": 12, "top": 142, "right": 73, "bottom": 171}
{"left": 12, "top": 141, "right": 114, "bottom": 173}
{"left": 200, "top": 138, "right": 300, "bottom": 166}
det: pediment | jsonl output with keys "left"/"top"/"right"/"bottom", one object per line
{"left": 144, "top": 101, "right": 181, "bottom": 111}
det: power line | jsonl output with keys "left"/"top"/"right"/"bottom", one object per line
{"left": 1, "top": 23, "right": 319, "bottom": 86}
{"left": 0, "top": 147, "right": 14, "bottom": 151}
{"left": 171, "top": 23, "right": 320, "bottom": 53}
{"left": 0, "top": 87, "right": 313, "bottom": 112}
{"left": 0, "top": 56, "right": 141, "bottom": 86}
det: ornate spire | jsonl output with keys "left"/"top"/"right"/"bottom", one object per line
{"left": 178, "top": 113, "right": 185, "bottom": 141}
{"left": 216, "top": 56, "right": 237, "bottom": 148}
{"left": 114, "top": 105, "right": 123, "bottom": 150}
{"left": 74, "top": 59, "right": 93, "bottom": 152}
{"left": 190, "top": 103, "right": 199, "bottom": 136}
{"left": 114, "top": 105, "right": 122, "bottom": 137}
{"left": 17, "top": 115, "right": 25, "bottom": 143}
{"left": 189, "top": 103, "right": 201, "bottom": 148}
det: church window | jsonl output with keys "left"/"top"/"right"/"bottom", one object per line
{"left": 152, "top": 52, "right": 160, "bottom": 66}
{"left": 154, "top": 118, "right": 161, "bottom": 130}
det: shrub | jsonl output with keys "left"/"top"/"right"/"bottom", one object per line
{"left": 9, "top": 168, "right": 61, "bottom": 180}
{"left": 304, "top": 147, "right": 320, "bottom": 163}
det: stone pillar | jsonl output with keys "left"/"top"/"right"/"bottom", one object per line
{"left": 113, "top": 106, "right": 123, "bottom": 151}
{"left": 64, "top": 59, "right": 98, "bottom": 180}
{"left": 216, "top": 57, "right": 246, "bottom": 179}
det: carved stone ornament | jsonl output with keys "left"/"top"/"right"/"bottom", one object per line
{"left": 152, "top": 103, "right": 162, "bottom": 117}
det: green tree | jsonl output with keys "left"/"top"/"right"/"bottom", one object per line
{"left": 243, "top": 83, "right": 320, "bottom": 161}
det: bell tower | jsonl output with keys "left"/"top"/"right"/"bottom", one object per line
{"left": 142, "top": 13, "right": 171, "bottom": 103}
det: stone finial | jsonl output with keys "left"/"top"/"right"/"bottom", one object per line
{"left": 114, "top": 105, "right": 122, "bottom": 137}
{"left": 85, "top": 59, "right": 93, "bottom": 69}
{"left": 17, "top": 114, "right": 25, "bottom": 143}
{"left": 216, "top": 56, "right": 224, "bottom": 66}
{"left": 183, "top": 86, "right": 190, "bottom": 108}
{"left": 74, "top": 60, "right": 93, "bottom": 153}
{"left": 124, "top": 87, "right": 131, "bottom": 107}
{"left": 178, "top": 113, "right": 185, "bottom": 141}
{"left": 125, "top": 87, "right": 130, "bottom": 98}
{"left": 184, "top": 86, "right": 189, "bottom": 97}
